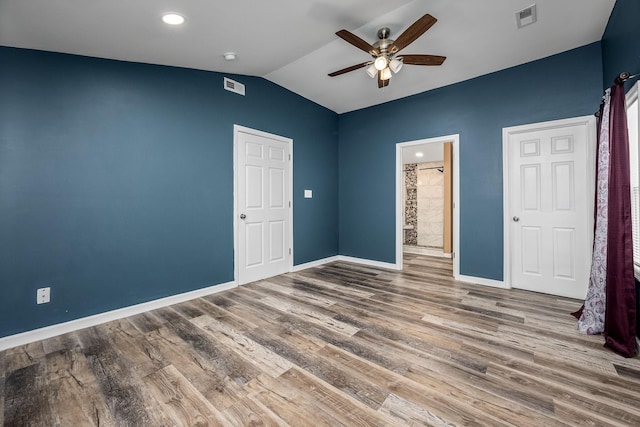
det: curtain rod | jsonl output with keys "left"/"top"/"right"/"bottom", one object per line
{"left": 619, "top": 71, "right": 640, "bottom": 81}
{"left": 594, "top": 71, "right": 639, "bottom": 117}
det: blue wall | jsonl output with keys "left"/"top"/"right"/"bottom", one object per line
{"left": 0, "top": 47, "right": 338, "bottom": 338}
{"left": 601, "top": 0, "right": 640, "bottom": 91}
{"left": 338, "top": 43, "right": 603, "bottom": 280}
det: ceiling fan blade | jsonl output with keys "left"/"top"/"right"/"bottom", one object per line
{"left": 336, "top": 30, "right": 379, "bottom": 56}
{"left": 389, "top": 14, "right": 437, "bottom": 53}
{"left": 401, "top": 54, "right": 446, "bottom": 66}
{"left": 328, "top": 62, "right": 370, "bottom": 77}
{"left": 377, "top": 72, "right": 390, "bottom": 88}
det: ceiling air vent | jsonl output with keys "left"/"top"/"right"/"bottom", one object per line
{"left": 516, "top": 4, "right": 537, "bottom": 29}
{"left": 224, "top": 77, "right": 245, "bottom": 96}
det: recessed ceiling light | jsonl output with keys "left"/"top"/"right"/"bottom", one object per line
{"left": 162, "top": 13, "right": 185, "bottom": 25}
{"left": 223, "top": 52, "right": 237, "bottom": 61}
{"left": 415, "top": 152, "right": 424, "bottom": 157}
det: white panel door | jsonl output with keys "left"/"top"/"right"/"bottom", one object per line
{"left": 508, "top": 123, "right": 592, "bottom": 299}
{"left": 237, "top": 129, "right": 291, "bottom": 285}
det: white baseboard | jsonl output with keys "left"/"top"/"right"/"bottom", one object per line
{"left": 0, "top": 281, "right": 237, "bottom": 351}
{"left": 293, "top": 255, "right": 400, "bottom": 272}
{"left": 292, "top": 256, "right": 340, "bottom": 271}
{"left": 337, "top": 255, "right": 401, "bottom": 271}
{"left": 455, "top": 274, "right": 508, "bottom": 289}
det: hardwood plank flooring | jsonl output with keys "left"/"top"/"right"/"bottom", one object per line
{"left": 2, "top": 254, "right": 640, "bottom": 426}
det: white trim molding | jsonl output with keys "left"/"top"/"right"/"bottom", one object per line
{"left": 396, "top": 134, "right": 460, "bottom": 276}
{"left": 0, "top": 281, "right": 237, "bottom": 351}
{"left": 292, "top": 256, "right": 340, "bottom": 271}
{"left": 337, "top": 255, "right": 400, "bottom": 270}
{"left": 295, "top": 254, "right": 404, "bottom": 271}
{"left": 455, "top": 274, "right": 508, "bottom": 289}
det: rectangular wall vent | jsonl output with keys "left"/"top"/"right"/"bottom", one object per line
{"left": 224, "top": 77, "right": 245, "bottom": 96}
{"left": 516, "top": 4, "right": 537, "bottom": 28}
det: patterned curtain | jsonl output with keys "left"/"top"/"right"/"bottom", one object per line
{"left": 577, "top": 89, "right": 611, "bottom": 335}
{"left": 576, "top": 79, "right": 638, "bottom": 358}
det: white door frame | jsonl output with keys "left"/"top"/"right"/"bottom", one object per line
{"left": 502, "top": 115, "right": 597, "bottom": 290}
{"left": 233, "top": 124, "right": 294, "bottom": 284}
{"left": 396, "top": 134, "right": 460, "bottom": 277}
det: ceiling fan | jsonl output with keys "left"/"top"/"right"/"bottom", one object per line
{"left": 328, "top": 14, "right": 446, "bottom": 88}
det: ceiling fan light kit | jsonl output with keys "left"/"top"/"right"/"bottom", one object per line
{"left": 389, "top": 58, "right": 403, "bottom": 73}
{"left": 329, "top": 13, "right": 446, "bottom": 89}
{"left": 374, "top": 56, "right": 388, "bottom": 71}
{"left": 366, "top": 64, "right": 377, "bottom": 78}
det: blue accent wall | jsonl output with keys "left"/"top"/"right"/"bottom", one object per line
{"left": 338, "top": 43, "right": 603, "bottom": 280}
{"left": 601, "top": 0, "right": 640, "bottom": 91}
{"left": 0, "top": 47, "right": 338, "bottom": 338}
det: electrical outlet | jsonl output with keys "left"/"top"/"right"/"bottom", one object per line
{"left": 37, "top": 287, "right": 50, "bottom": 304}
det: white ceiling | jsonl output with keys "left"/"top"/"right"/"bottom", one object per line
{"left": 0, "top": 0, "right": 615, "bottom": 114}
{"left": 402, "top": 143, "right": 444, "bottom": 165}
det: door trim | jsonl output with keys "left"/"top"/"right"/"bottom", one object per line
{"left": 395, "top": 134, "right": 460, "bottom": 277}
{"left": 233, "top": 125, "right": 293, "bottom": 285}
{"left": 502, "top": 115, "right": 596, "bottom": 290}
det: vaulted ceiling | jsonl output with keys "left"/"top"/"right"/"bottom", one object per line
{"left": 0, "top": 0, "right": 616, "bottom": 113}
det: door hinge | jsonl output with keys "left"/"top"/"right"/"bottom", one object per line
{"left": 289, "top": 248, "right": 292, "bottom": 255}
{"left": 289, "top": 154, "right": 291, "bottom": 160}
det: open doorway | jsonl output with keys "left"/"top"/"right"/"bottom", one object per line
{"left": 401, "top": 142, "right": 450, "bottom": 258}
{"left": 396, "top": 135, "right": 460, "bottom": 276}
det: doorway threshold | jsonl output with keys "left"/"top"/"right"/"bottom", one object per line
{"left": 403, "top": 245, "right": 451, "bottom": 258}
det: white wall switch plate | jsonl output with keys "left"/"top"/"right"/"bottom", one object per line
{"left": 304, "top": 189, "right": 312, "bottom": 198}
{"left": 37, "top": 287, "right": 50, "bottom": 304}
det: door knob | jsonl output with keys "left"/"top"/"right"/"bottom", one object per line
{"left": 513, "top": 216, "right": 519, "bottom": 222}
{"left": 240, "top": 214, "right": 246, "bottom": 219}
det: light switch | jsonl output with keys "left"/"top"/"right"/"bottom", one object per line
{"left": 304, "top": 189, "right": 312, "bottom": 198}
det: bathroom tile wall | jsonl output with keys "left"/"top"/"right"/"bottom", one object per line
{"left": 404, "top": 164, "right": 418, "bottom": 245}
{"left": 417, "top": 161, "right": 444, "bottom": 248}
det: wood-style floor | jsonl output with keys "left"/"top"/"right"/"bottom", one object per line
{"left": 2, "top": 254, "right": 640, "bottom": 426}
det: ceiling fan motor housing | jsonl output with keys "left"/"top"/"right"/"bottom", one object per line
{"left": 374, "top": 27, "right": 393, "bottom": 54}
{"left": 377, "top": 27, "right": 391, "bottom": 40}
